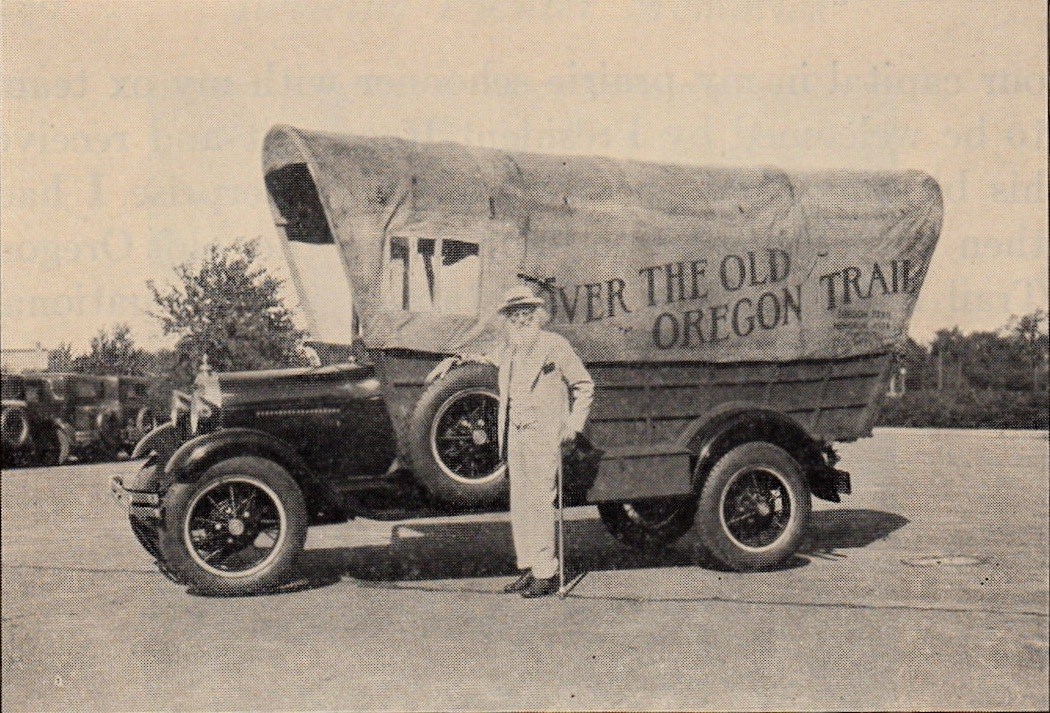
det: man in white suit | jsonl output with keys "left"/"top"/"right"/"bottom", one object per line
{"left": 428, "top": 285, "right": 594, "bottom": 597}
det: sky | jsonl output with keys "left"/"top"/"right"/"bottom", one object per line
{"left": 2, "top": 0, "right": 1047, "bottom": 351}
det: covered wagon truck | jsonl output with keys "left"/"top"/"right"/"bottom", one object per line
{"left": 112, "top": 126, "right": 942, "bottom": 595}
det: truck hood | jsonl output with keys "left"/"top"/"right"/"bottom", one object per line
{"left": 214, "top": 362, "right": 383, "bottom": 411}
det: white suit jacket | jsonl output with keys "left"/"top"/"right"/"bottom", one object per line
{"left": 492, "top": 331, "right": 594, "bottom": 452}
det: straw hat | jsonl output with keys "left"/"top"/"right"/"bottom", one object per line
{"left": 496, "top": 285, "right": 546, "bottom": 314}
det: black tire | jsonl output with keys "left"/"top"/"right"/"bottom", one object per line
{"left": 97, "top": 411, "right": 123, "bottom": 461}
{"left": 598, "top": 497, "right": 698, "bottom": 550}
{"left": 695, "top": 442, "right": 811, "bottom": 571}
{"left": 1, "top": 407, "right": 30, "bottom": 447}
{"left": 34, "top": 427, "right": 70, "bottom": 467}
{"left": 408, "top": 362, "right": 508, "bottom": 507}
{"left": 157, "top": 457, "right": 307, "bottom": 595}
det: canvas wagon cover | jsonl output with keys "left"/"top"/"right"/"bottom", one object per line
{"left": 263, "top": 125, "right": 942, "bottom": 363}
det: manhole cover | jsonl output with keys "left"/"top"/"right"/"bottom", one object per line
{"left": 903, "top": 555, "right": 987, "bottom": 567}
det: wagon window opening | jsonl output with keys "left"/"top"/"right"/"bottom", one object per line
{"left": 265, "top": 163, "right": 357, "bottom": 346}
{"left": 416, "top": 239, "right": 437, "bottom": 312}
{"left": 439, "top": 240, "right": 480, "bottom": 313}
{"left": 387, "top": 237, "right": 410, "bottom": 310}
{"left": 265, "top": 164, "right": 334, "bottom": 245}
{"left": 383, "top": 237, "right": 479, "bottom": 314}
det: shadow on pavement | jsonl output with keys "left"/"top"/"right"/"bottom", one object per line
{"left": 801, "top": 508, "right": 910, "bottom": 559}
{"left": 285, "top": 507, "right": 909, "bottom": 592}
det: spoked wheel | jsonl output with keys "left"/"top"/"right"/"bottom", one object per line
{"left": 158, "top": 457, "right": 306, "bottom": 595}
{"left": 696, "top": 442, "right": 810, "bottom": 571}
{"left": 185, "top": 479, "right": 290, "bottom": 575}
{"left": 431, "top": 388, "right": 504, "bottom": 485}
{"left": 409, "top": 362, "right": 508, "bottom": 507}
{"left": 598, "top": 497, "right": 698, "bottom": 550}
{"left": 720, "top": 469, "right": 793, "bottom": 549}
{"left": 1, "top": 408, "right": 30, "bottom": 449}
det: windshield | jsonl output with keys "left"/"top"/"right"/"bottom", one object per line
{"left": 71, "top": 380, "right": 104, "bottom": 399}
{"left": 1, "top": 376, "right": 26, "bottom": 400}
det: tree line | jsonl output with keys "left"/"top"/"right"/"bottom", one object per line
{"left": 46, "top": 239, "right": 306, "bottom": 401}
{"left": 878, "top": 310, "right": 1048, "bottom": 429}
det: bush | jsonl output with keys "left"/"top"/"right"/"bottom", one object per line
{"left": 878, "top": 389, "right": 1049, "bottom": 430}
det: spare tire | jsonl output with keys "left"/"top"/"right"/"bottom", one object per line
{"left": 407, "top": 362, "right": 507, "bottom": 508}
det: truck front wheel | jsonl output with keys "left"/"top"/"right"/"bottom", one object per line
{"left": 696, "top": 442, "right": 810, "bottom": 571}
{"left": 157, "top": 457, "right": 307, "bottom": 596}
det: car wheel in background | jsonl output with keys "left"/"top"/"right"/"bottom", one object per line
{"left": 97, "top": 411, "right": 124, "bottom": 461}
{"left": 1, "top": 408, "right": 31, "bottom": 448}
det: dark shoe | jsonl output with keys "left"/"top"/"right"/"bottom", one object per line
{"left": 503, "top": 571, "right": 534, "bottom": 594}
{"left": 521, "top": 576, "right": 558, "bottom": 598}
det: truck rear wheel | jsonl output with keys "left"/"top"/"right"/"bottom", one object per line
{"left": 597, "top": 497, "right": 698, "bottom": 550}
{"left": 408, "top": 363, "right": 508, "bottom": 507}
{"left": 157, "top": 457, "right": 307, "bottom": 596}
{"left": 695, "top": 442, "right": 810, "bottom": 571}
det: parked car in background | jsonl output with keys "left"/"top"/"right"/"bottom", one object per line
{"left": 1, "top": 372, "right": 159, "bottom": 467}
{"left": 116, "top": 376, "right": 160, "bottom": 452}
{"left": 2, "top": 374, "right": 36, "bottom": 466}
{"left": 2, "top": 372, "right": 73, "bottom": 466}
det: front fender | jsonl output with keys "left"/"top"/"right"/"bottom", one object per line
{"left": 163, "top": 427, "right": 348, "bottom": 524}
{"left": 165, "top": 428, "right": 307, "bottom": 481}
{"left": 131, "top": 421, "right": 177, "bottom": 459}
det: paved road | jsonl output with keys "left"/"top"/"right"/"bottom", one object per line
{"left": 3, "top": 428, "right": 1048, "bottom": 711}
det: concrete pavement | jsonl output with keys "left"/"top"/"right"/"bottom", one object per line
{"left": 2, "top": 428, "right": 1048, "bottom": 710}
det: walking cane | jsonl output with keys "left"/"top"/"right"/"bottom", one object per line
{"left": 557, "top": 453, "right": 586, "bottom": 599}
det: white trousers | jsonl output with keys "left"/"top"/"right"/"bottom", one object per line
{"left": 507, "top": 421, "right": 560, "bottom": 579}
